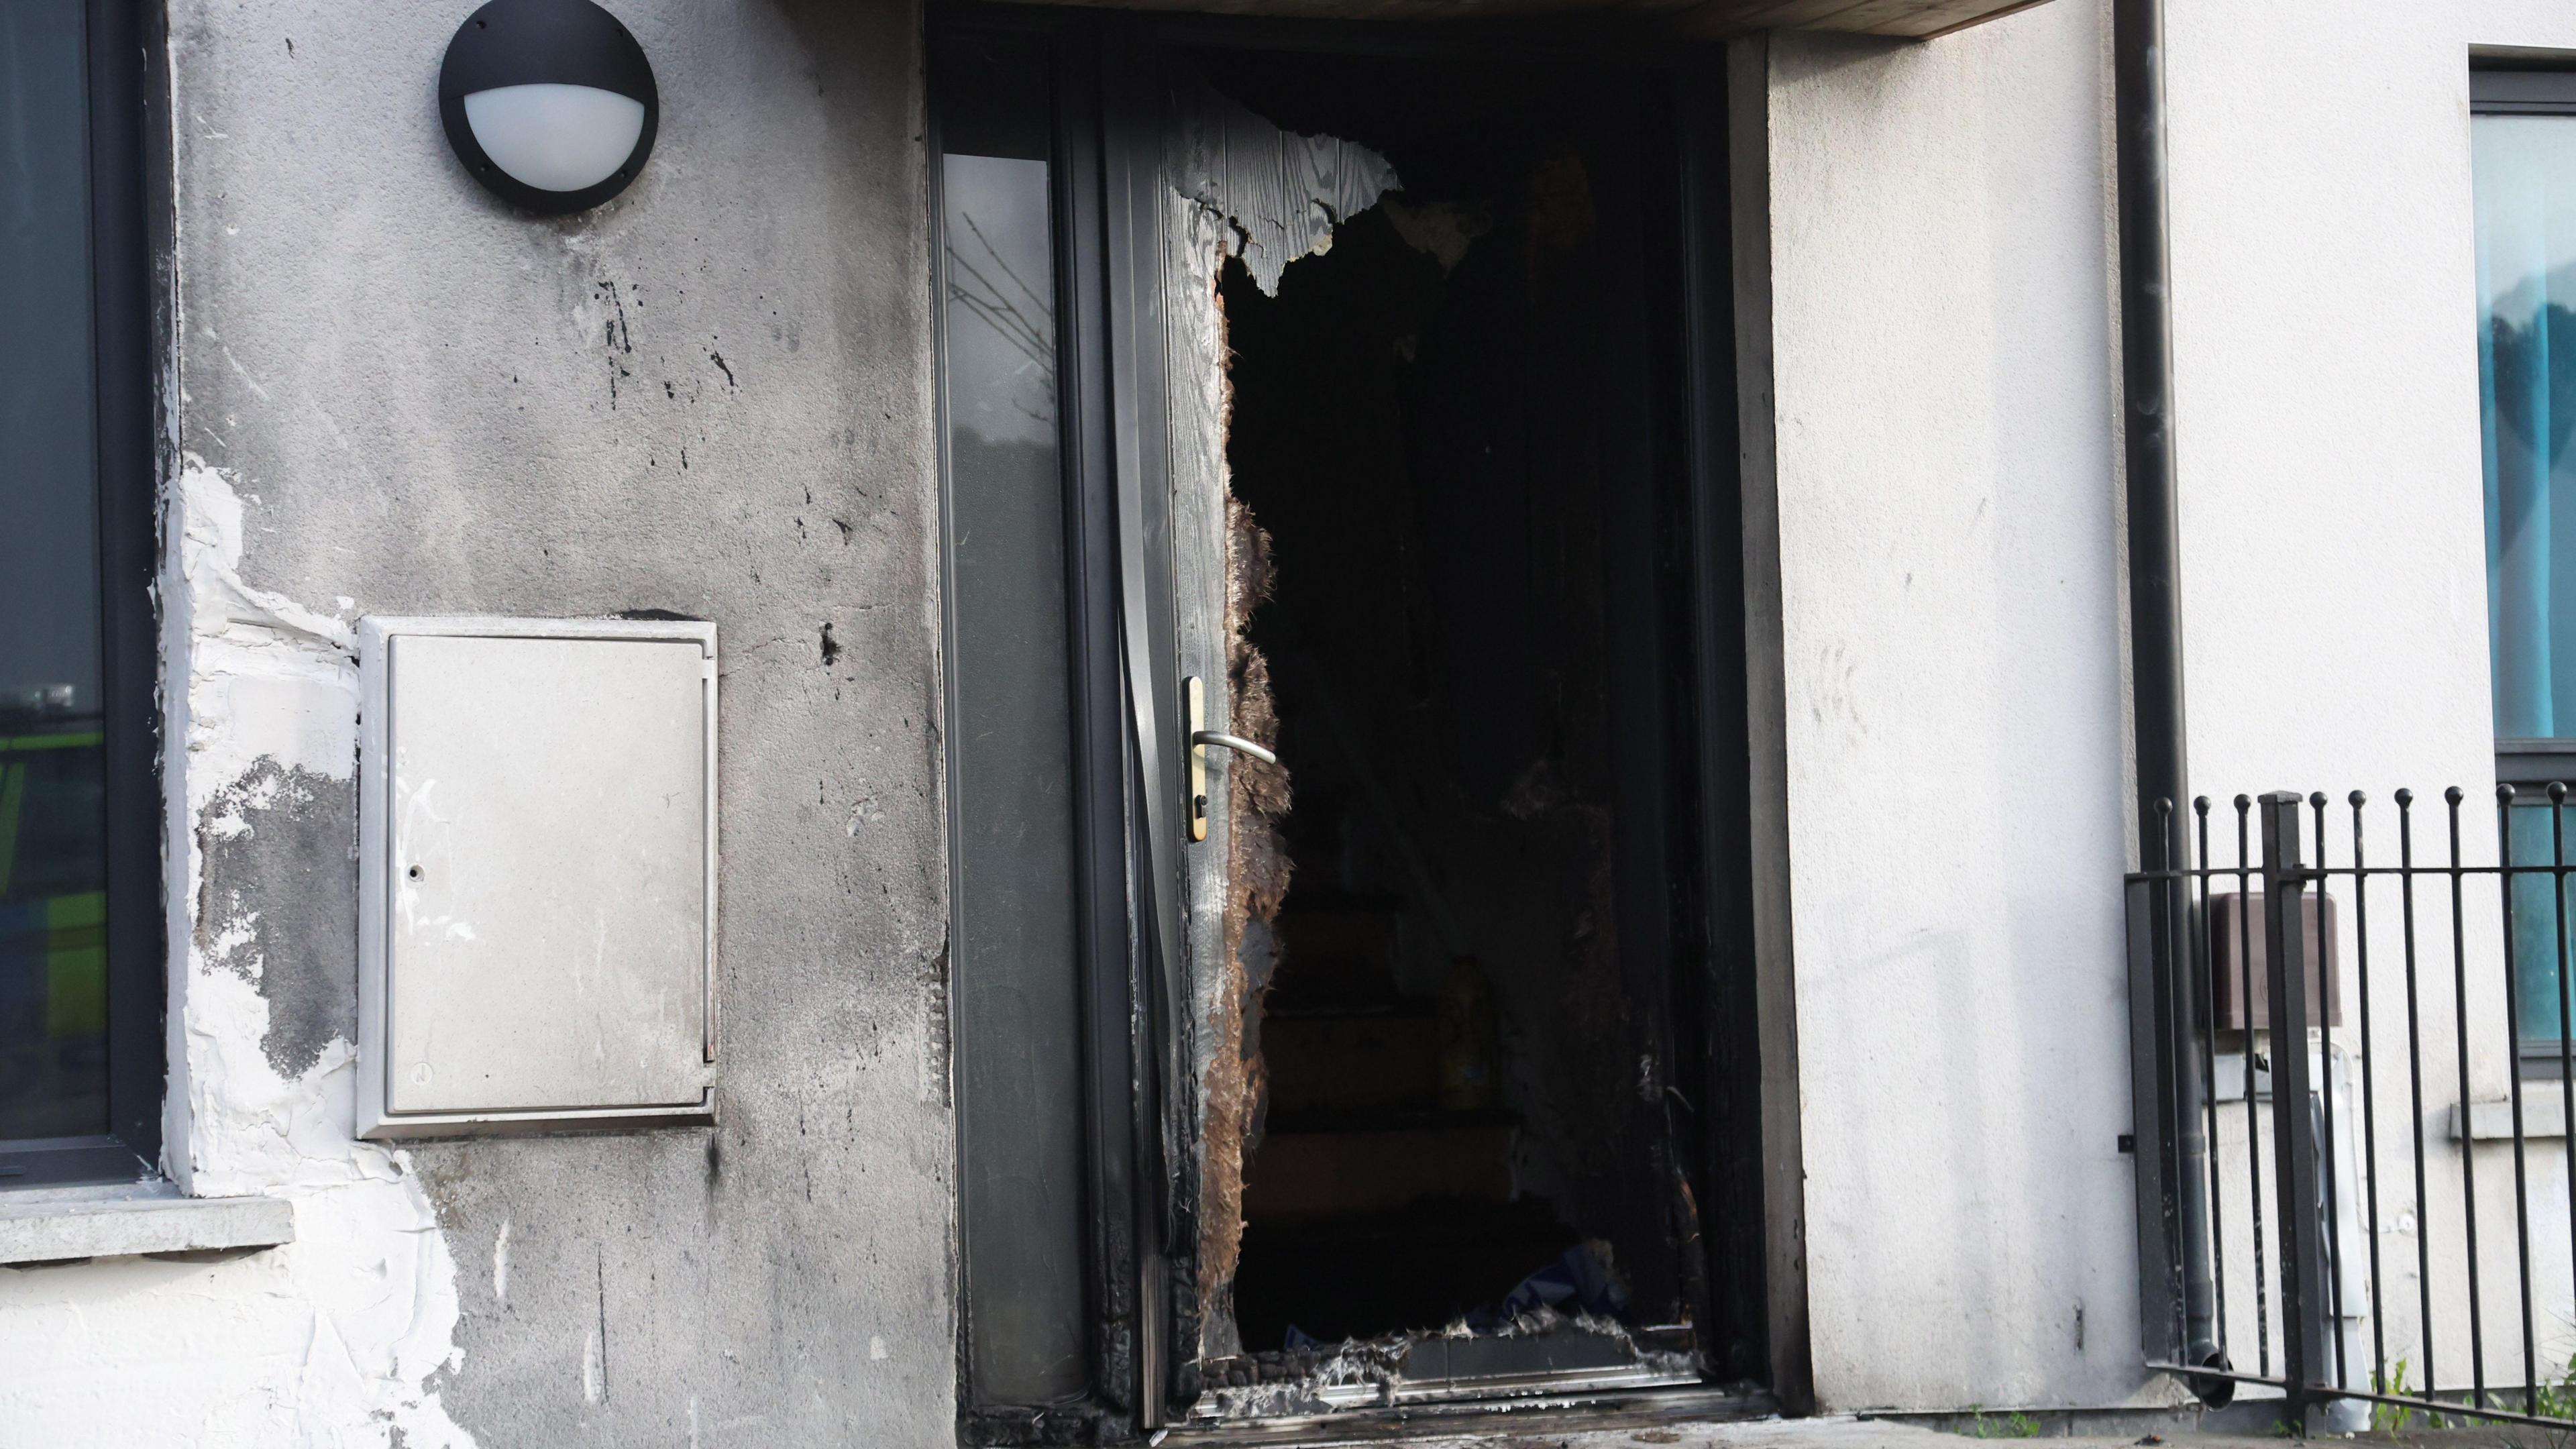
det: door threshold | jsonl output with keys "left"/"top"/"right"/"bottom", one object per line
{"left": 1353, "top": 1360, "right": 1701, "bottom": 1408}
{"left": 1160, "top": 1383, "right": 1776, "bottom": 1446}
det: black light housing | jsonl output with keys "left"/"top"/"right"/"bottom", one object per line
{"left": 439, "top": 0, "right": 659, "bottom": 217}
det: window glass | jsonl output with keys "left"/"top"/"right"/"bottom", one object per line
{"left": 2478, "top": 115, "right": 2576, "bottom": 739}
{"left": 939, "top": 43, "right": 1091, "bottom": 1405}
{"left": 0, "top": 0, "right": 111, "bottom": 1142}
{"left": 2505, "top": 799, "right": 2576, "bottom": 1046}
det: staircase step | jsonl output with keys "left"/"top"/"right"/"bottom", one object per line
{"left": 1231, "top": 1196, "right": 1578, "bottom": 1348}
{"left": 1244, "top": 1121, "right": 1513, "bottom": 1222}
{"left": 1271, "top": 902, "right": 1409, "bottom": 1010}
{"left": 1261, "top": 1011, "right": 1438, "bottom": 1116}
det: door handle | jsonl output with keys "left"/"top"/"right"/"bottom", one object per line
{"left": 1186, "top": 676, "right": 1278, "bottom": 843}
{"left": 1190, "top": 730, "right": 1277, "bottom": 765}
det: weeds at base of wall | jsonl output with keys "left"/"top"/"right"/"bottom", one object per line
{"left": 1960, "top": 1406, "right": 2042, "bottom": 1439}
{"left": 2371, "top": 1351, "right": 2576, "bottom": 1437}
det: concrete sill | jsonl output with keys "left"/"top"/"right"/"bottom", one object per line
{"left": 2453, "top": 1096, "right": 2571, "bottom": 1142}
{"left": 0, "top": 1181, "right": 294, "bottom": 1267}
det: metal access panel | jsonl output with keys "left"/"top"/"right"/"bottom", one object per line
{"left": 356, "top": 616, "right": 717, "bottom": 1138}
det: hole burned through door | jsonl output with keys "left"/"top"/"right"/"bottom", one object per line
{"left": 1175, "top": 51, "right": 1717, "bottom": 1400}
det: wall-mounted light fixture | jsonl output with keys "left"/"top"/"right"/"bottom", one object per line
{"left": 439, "top": 0, "right": 658, "bottom": 217}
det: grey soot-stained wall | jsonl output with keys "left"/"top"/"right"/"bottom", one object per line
{"left": 125, "top": 0, "right": 947, "bottom": 1440}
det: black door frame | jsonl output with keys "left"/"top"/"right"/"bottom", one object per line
{"left": 929, "top": 9, "right": 1808, "bottom": 1434}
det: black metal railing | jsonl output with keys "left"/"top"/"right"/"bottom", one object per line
{"left": 2130, "top": 787, "right": 2576, "bottom": 1431}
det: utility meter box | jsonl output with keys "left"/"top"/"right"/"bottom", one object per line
{"left": 356, "top": 616, "right": 717, "bottom": 1138}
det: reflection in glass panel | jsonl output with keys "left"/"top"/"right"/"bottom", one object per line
{"left": 0, "top": 0, "right": 110, "bottom": 1141}
{"left": 2478, "top": 115, "right": 2576, "bottom": 741}
{"left": 943, "top": 97, "right": 1091, "bottom": 1401}
{"left": 2504, "top": 800, "right": 2576, "bottom": 1047}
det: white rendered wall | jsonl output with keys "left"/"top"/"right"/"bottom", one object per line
{"left": 1762, "top": 0, "right": 2141, "bottom": 1412}
{"left": 0, "top": 1, "right": 950, "bottom": 1443}
{"left": 2161, "top": 0, "right": 2576, "bottom": 1409}
{"left": 1767, "top": 0, "right": 2576, "bottom": 1416}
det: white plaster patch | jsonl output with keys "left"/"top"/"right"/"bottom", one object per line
{"left": 11, "top": 451, "right": 490, "bottom": 1444}
{"left": 493, "top": 1217, "right": 511, "bottom": 1304}
{"left": 0, "top": 1187, "right": 472, "bottom": 1445}
{"left": 844, "top": 794, "right": 883, "bottom": 836}
{"left": 166, "top": 455, "right": 368, "bottom": 1192}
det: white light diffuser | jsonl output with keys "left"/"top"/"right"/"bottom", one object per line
{"left": 462, "top": 83, "right": 647, "bottom": 195}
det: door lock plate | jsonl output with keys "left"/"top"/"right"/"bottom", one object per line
{"left": 1187, "top": 676, "right": 1209, "bottom": 843}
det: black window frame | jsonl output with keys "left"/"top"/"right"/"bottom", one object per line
{"left": 2473, "top": 60, "right": 2576, "bottom": 1075}
{"left": 2473, "top": 64, "right": 2576, "bottom": 114}
{"left": 2470, "top": 62, "right": 2576, "bottom": 788}
{"left": 0, "top": 0, "right": 167, "bottom": 1189}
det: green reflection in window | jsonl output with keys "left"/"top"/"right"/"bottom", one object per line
{"left": 0, "top": 0, "right": 111, "bottom": 1141}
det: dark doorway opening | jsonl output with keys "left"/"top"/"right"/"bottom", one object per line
{"left": 932, "top": 15, "right": 1781, "bottom": 1430}
{"left": 1193, "top": 48, "right": 1756, "bottom": 1385}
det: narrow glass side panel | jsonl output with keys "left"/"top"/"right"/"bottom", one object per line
{"left": 0, "top": 0, "right": 111, "bottom": 1142}
{"left": 941, "top": 65, "right": 1091, "bottom": 1405}
{"left": 2478, "top": 113, "right": 2576, "bottom": 742}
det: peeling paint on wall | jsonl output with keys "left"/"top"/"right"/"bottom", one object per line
{"left": 0, "top": 1, "right": 957, "bottom": 1440}
{"left": 199, "top": 760, "right": 358, "bottom": 1079}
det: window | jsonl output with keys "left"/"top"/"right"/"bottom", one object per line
{"left": 934, "top": 29, "right": 1108, "bottom": 1417}
{"left": 2475, "top": 74, "right": 2576, "bottom": 751}
{"left": 0, "top": 0, "right": 160, "bottom": 1183}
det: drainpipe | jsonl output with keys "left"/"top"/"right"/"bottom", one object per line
{"left": 2113, "top": 0, "right": 2224, "bottom": 1398}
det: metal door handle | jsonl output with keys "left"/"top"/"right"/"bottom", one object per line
{"left": 1185, "top": 676, "right": 1279, "bottom": 843}
{"left": 1191, "top": 730, "right": 1277, "bottom": 766}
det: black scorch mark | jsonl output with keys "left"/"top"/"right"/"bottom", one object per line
{"left": 598, "top": 280, "right": 635, "bottom": 354}
{"left": 594, "top": 1244, "right": 612, "bottom": 1403}
{"left": 820, "top": 622, "right": 841, "bottom": 665}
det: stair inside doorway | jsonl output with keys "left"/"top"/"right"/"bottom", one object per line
{"left": 1233, "top": 897, "right": 1576, "bottom": 1350}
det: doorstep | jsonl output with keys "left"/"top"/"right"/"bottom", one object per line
{"left": 1159, "top": 1386, "right": 1803, "bottom": 1446}
{"left": 1162, "top": 1411, "right": 1951, "bottom": 1448}
{"left": 1167, "top": 1415, "right": 2553, "bottom": 1447}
